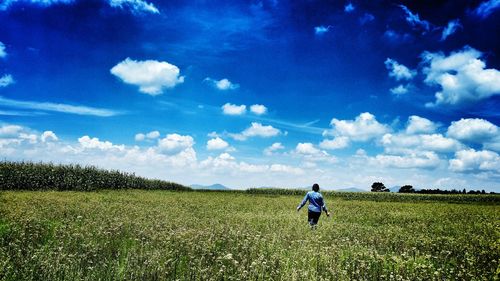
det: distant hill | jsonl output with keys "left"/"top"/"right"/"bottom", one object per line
{"left": 334, "top": 187, "right": 367, "bottom": 192}
{"left": 190, "top": 184, "right": 230, "bottom": 190}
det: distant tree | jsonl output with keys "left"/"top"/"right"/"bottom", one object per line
{"left": 482, "top": 190, "right": 486, "bottom": 194}
{"left": 462, "top": 188, "right": 466, "bottom": 194}
{"left": 371, "top": 182, "right": 389, "bottom": 192}
{"left": 399, "top": 185, "right": 415, "bottom": 193}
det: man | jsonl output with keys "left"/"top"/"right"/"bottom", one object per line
{"left": 297, "top": 183, "right": 330, "bottom": 228}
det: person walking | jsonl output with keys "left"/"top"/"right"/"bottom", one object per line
{"left": 297, "top": 183, "right": 330, "bottom": 228}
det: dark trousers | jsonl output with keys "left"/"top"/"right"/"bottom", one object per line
{"left": 308, "top": 210, "right": 321, "bottom": 225}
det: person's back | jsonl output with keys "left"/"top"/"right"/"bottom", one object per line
{"left": 297, "top": 183, "right": 330, "bottom": 228}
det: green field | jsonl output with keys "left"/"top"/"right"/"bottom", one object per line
{"left": 0, "top": 190, "right": 499, "bottom": 280}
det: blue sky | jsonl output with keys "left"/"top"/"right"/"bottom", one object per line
{"left": 1, "top": 0, "right": 499, "bottom": 191}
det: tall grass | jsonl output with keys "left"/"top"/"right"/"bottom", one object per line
{"left": 0, "top": 161, "right": 190, "bottom": 191}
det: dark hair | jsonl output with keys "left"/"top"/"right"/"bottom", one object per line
{"left": 312, "top": 183, "right": 319, "bottom": 192}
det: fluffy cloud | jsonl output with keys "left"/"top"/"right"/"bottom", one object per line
{"left": 0, "top": 42, "right": 6, "bottom": 58}
{"left": 222, "top": 103, "right": 246, "bottom": 115}
{"left": 110, "top": 58, "right": 184, "bottom": 95}
{"left": 319, "top": 136, "right": 349, "bottom": 150}
{"left": 406, "top": 115, "right": 437, "bottom": 134}
{"left": 441, "top": 19, "right": 461, "bottom": 41}
{"left": 157, "top": 133, "right": 194, "bottom": 154}
{"left": 204, "top": 78, "right": 239, "bottom": 91}
{"left": 327, "top": 112, "right": 390, "bottom": 142}
{"left": 344, "top": 3, "right": 355, "bottom": 13}
{"left": 473, "top": 0, "right": 500, "bottom": 18}
{"left": 135, "top": 130, "right": 160, "bottom": 141}
{"left": 375, "top": 151, "right": 441, "bottom": 169}
{"left": 294, "top": 142, "right": 336, "bottom": 163}
{"left": 398, "top": 5, "right": 430, "bottom": 31}
{"left": 381, "top": 133, "right": 462, "bottom": 154}
{"left": 206, "top": 137, "right": 229, "bottom": 150}
{"left": 250, "top": 104, "right": 267, "bottom": 115}
{"left": 264, "top": 142, "right": 284, "bottom": 155}
{"left": 41, "top": 131, "right": 58, "bottom": 142}
{"left": 230, "top": 122, "right": 280, "bottom": 141}
{"left": 390, "top": 85, "right": 409, "bottom": 96}
{"left": 447, "top": 118, "right": 498, "bottom": 143}
{"left": 384, "top": 58, "right": 416, "bottom": 81}
{"left": 78, "top": 136, "right": 125, "bottom": 151}
{"left": 109, "top": 0, "right": 159, "bottom": 14}
{"left": 422, "top": 47, "right": 500, "bottom": 107}
{"left": 0, "top": 75, "right": 14, "bottom": 87}
{"left": 449, "top": 149, "right": 500, "bottom": 173}
{"left": 314, "top": 25, "right": 331, "bottom": 35}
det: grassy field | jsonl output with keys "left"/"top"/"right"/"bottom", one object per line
{"left": 0, "top": 190, "right": 499, "bottom": 280}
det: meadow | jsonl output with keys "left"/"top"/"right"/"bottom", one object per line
{"left": 1, "top": 190, "right": 499, "bottom": 280}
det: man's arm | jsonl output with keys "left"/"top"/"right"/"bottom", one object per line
{"left": 321, "top": 196, "right": 330, "bottom": 216}
{"left": 297, "top": 193, "right": 308, "bottom": 211}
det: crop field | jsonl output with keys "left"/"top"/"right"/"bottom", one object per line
{"left": 0, "top": 190, "right": 499, "bottom": 280}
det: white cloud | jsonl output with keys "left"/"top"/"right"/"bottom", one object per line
{"left": 41, "top": 131, "right": 58, "bottom": 142}
{"left": 230, "top": 122, "right": 280, "bottom": 141}
{"left": 473, "top": 0, "right": 500, "bottom": 18}
{"left": 314, "top": 25, "right": 331, "bottom": 35}
{"left": 381, "top": 133, "right": 462, "bottom": 154}
{"left": 269, "top": 164, "right": 304, "bottom": 175}
{"left": 108, "top": 0, "right": 159, "bottom": 14}
{"left": 447, "top": 118, "right": 498, "bottom": 143}
{"left": 78, "top": 136, "right": 125, "bottom": 151}
{"left": 441, "top": 19, "right": 461, "bottom": 41}
{"left": 135, "top": 133, "right": 145, "bottom": 141}
{"left": 0, "top": 42, "right": 6, "bottom": 58}
{"left": 390, "top": 84, "right": 409, "bottom": 96}
{"left": 375, "top": 151, "right": 441, "bottom": 169}
{"left": 422, "top": 47, "right": 500, "bottom": 107}
{"left": 384, "top": 58, "right": 416, "bottom": 81}
{"left": 157, "top": 133, "right": 194, "bottom": 154}
{"left": 206, "top": 137, "right": 229, "bottom": 150}
{"left": 0, "top": 74, "right": 14, "bottom": 87}
{"left": 398, "top": 5, "right": 431, "bottom": 31}
{"left": 359, "top": 13, "right": 375, "bottom": 25}
{"left": 222, "top": 103, "right": 246, "bottom": 115}
{"left": 135, "top": 130, "right": 160, "bottom": 141}
{"left": 319, "top": 136, "right": 349, "bottom": 150}
{"left": 406, "top": 115, "right": 437, "bottom": 134}
{"left": 327, "top": 112, "right": 390, "bottom": 142}
{"left": 0, "top": 125, "right": 23, "bottom": 137}
{"left": 110, "top": 58, "right": 184, "bottom": 95}
{"left": 0, "top": 96, "right": 120, "bottom": 117}
{"left": 204, "top": 77, "right": 239, "bottom": 91}
{"left": 264, "top": 142, "right": 284, "bottom": 155}
{"left": 294, "top": 142, "right": 336, "bottom": 163}
{"left": 250, "top": 104, "right": 267, "bottom": 115}
{"left": 449, "top": 149, "right": 500, "bottom": 173}
{"left": 344, "top": 3, "right": 355, "bottom": 13}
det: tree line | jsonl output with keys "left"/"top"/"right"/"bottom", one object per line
{"left": 371, "top": 182, "right": 496, "bottom": 194}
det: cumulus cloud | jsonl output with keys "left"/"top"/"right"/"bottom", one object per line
{"left": 406, "top": 115, "right": 437, "bottom": 134}
{"left": 381, "top": 133, "right": 462, "bottom": 154}
{"left": 157, "top": 133, "right": 194, "bottom": 154}
{"left": 441, "top": 19, "right": 462, "bottom": 41}
{"left": 319, "top": 136, "right": 349, "bottom": 150}
{"left": 222, "top": 103, "right": 246, "bottom": 115}
{"left": 230, "top": 122, "right": 280, "bottom": 141}
{"left": 375, "top": 151, "right": 441, "bottom": 169}
{"left": 41, "top": 131, "right": 58, "bottom": 142}
{"left": 78, "top": 136, "right": 125, "bottom": 151}
{"left": 384, "top": 58, "right": 416, "bottom": 81}
{"left": 473, "top": 0, "right": 500, "bottom": 19}
{"left": 250, "top": 104, "right": 267, "bottom": 115}
{"left": 314, "top": 25, "right": 331, "bottom": 35}
{"left": 0, "top": 96, "right": 120, "bottom": 117}
{"left": 398, "top": 5, "right": 431, "bottom": 32}
{"left": 0, "top": 42, "right": 6, "bottom": 58}
{"left": 135, "top": 130, "right": 160, "bottom": 141}
{"left": 0, "top": 124, "right": 23, "bottom": 137}
{"left": 110, "top": 58, "right": 184, "bottom": 95}
{"left": 449, "top": 149, "right": 500, "bottom": 173}
{"left": 294, "top": 142, "right": 336, "bottom": 163}
{"left": 447, "top": 118, "right": 498, "bottom": 143}
{"left": 108, "top": 0, "right": 159, "bottom": 14}
{"left": 0, "top": 75, "right": 14, "bottom": 87}
{"left": 264, "top": 142, "right": 284, "bottom": 155}
{"left": 135, "top": 133, "right": 145, "bottom": 141}
{"left": 390, "top": 84, "right": 409, "bottom": 96}
{"left": 422, "top": 47, "right": 500, "bottom": 107}
{"left": 344, "top": 2, "right": 354, "bottom": 13}
{"left": 206, "top": 137, "right": 229, "bottom": 150}
{"left": 326, "top": 112, "right": 390, "bottom": 142}
{"left": 204, "top": 77, "right": 239, "bottom": 91}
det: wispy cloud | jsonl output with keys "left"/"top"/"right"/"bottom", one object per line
{"left": 108, "top": 0, "right": 159, "bottom": 14}
{"left": 0, "top": 74, "right": 14, "bottom": 87}
{"left": 473, "top": 0, "right": 500, "bottom": 19}
{"left": 0, "top": 96, "right": 121, "bottom": 117}
{"left": 399, "top": 5, "right": 431, "bottom": 32}
{"left": 314, "top": 25, "right": 332, "bottom": 35}
{"left": 0, "top": 42, "right": 6, "bottom": 58}
{"left": 441, "top": 19, "right": 462, "bottom": 41}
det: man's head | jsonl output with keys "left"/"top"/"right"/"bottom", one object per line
{"left": 312, "top": 183, "right": 319, "bottom": 192}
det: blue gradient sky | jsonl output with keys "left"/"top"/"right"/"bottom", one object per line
{"left": 1, "top": 0, "right": 499, "bottom": 191}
